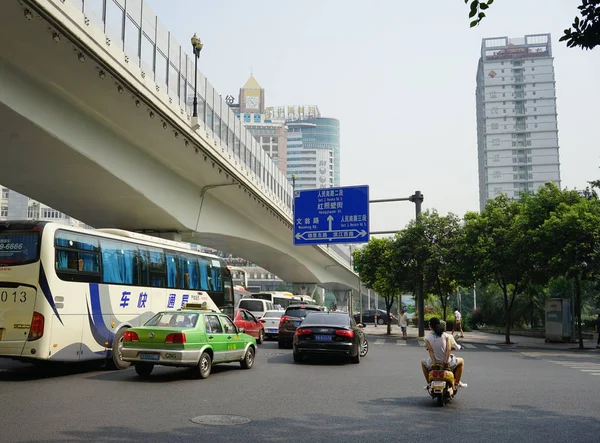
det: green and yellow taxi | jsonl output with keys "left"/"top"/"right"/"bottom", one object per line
{"left": 121, "top": 304, "right": 257, "bottom": 379}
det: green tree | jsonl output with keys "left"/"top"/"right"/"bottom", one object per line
{"left": 393, "top": 211, "right": 462, "bottom": 321}
{"left": 353, "top": 238, "right": 399, "bottom": 335}
{"left": 459, "top": 195, "right": 531, "bottom": 344}
{"left": 536, "top": 196, "right": 600, "bottom": 348}
{"left": 464, "top": 0, "right": 600, "bottom": 50}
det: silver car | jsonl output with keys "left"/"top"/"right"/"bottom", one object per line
{"left": 261, "top": 310, "right": 284, "bottom": 340}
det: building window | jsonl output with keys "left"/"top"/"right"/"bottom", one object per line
{"left": 512, "top": 142, "right": 516, "bottom": 147}
{"left": 42, "top": 208, "right": 62, "bottom": 219}
{"left": 28, "top": 204, "right": 39, "bottom": 219}
{"left": 0, "top": 205, "right": 7, "bottom": 217}
{"left": 1, "top": 189, "right": 8, "bottom": 199}
{"left": 532, "top": 67, "right": 535, "bottom": 71}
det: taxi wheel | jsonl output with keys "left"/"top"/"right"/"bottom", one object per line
{"left": 196, "top": 352, "right": 212, "bottom": 379}
{"left": 240, "top": 347, "right": 255, "bottom": 369}
{"left": 257, "top": 329, "right": 264, "bottom": 344}
{"left": 135, "top": 363, "right": 153, "bottom": 378}
{"left": 108, "top": 327, "right": 131, "bottom": 370}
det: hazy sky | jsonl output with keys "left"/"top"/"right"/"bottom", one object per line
{"left": 146, "top": 0, "right": 599, "bottom": 233}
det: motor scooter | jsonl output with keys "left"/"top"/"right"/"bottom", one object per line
{"left": 427, "top": 363, "right": 457, "bottom": 407}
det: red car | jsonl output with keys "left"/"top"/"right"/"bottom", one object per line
{"left": 233, "top": 308, "right": 265, "bottom": 344}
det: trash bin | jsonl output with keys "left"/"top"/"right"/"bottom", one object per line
{"left": 545, "top": 298, "right": 572, "bottom": 342}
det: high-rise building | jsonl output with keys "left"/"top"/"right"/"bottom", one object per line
{"left": 267, "top": 105, "right": 340, "bottom": 190}
{"left": 231, "top": 75, "right": 287, "bottom": 174}
{"left": 476, "top": 34, "right": 560, "bottom": 211}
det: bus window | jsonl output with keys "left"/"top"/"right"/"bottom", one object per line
{"left": 210, "top": 259, "right": 222, "bottom": 291}
{"left": 198, "top": 257, "right": 211, "bottom": 290}
{"left": 165, "top": 253, "right": 178, "bottom": 289}
{"left": 0, "top": 230, "right": 41, "bottom": 265}
{"left": 179, "top": 255, "right": 199, "bottom": 290}
{"left": 100, "top": 239, "right": 136, "bottom": 284}
{"left": 147, "top": 247, "right": 166, "bottom": 287}
{"left": 55, "top": 230, "right": 101, "bottom": 282}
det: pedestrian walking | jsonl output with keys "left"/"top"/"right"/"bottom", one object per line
{"left": 596, "top": 314, "right": 600, "bottom": 349}
{"left": 398, "top": 309, "right": 409, "bottom": 338}
{"left": 453, "top": 307, "right": 464, "bottom": 338}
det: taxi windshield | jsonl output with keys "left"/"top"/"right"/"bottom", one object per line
{"left": 145, "top": 312, "right": 199, "bottom": 328}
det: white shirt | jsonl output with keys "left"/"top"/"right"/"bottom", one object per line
{"left": 454, "top": 310, "right": 462, "bottom": 321}
{"left": 399, "top": 313, "right": 408, "bottom": 327}
{"left": 424, "top": 332, "right": 450, "bottom": 363}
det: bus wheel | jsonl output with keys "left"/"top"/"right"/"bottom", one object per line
{"left": 108, "top": 327, "right": 131, "bottom": 370}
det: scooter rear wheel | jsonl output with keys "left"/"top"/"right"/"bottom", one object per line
{"left": 437, "top": 394, "right": 445, "bottom": 407}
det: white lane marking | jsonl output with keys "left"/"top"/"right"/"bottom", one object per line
{"left": 485, "top": 345, "right": 500, "bottom": 349}
{"left": 396, "top": 340, "right": 406, "bottom": 346}
{"left": 461, "top": 344, "right": 476, "bottom": 349}
{"left": 418, "top": 341, "right": 425, "bottom": 347}
{"left": 374, "top": 339, "right": 385, "bottom": 345}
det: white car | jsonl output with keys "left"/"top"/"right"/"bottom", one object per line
{"left": 260, "top": 310, "right": 285, "bottom": 340}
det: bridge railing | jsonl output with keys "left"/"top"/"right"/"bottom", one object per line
{"left": 65, "top": 0, "right": 293, "bottom": 216}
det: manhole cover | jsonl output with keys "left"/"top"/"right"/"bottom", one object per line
{"left": 190, "top": 415, "right": 251, "bottom": 426}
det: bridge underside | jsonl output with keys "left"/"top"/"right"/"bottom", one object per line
{"left": 0, "top": 1, "right": 359, "bottom": 291}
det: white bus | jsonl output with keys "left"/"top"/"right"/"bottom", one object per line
{"left": 228, "top": 266, "right": 248, "bottom": 289}
{"left": 0, "top": 221, "right": 234, "bottom": 369}
{"left": 252, "top": 292, "right": 316, "bottom": 310}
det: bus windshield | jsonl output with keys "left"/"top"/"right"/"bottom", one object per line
{"left": 0, "top": 231, "right": 41, "bottom": 265}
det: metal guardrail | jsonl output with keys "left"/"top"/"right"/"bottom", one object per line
{"left": 64, "top": 0, "right": 293, "bottom": 215}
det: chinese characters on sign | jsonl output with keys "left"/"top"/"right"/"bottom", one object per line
{"left": 119, "top": 291, "right": 208, "bottom": 310}
{"left": 293, "top": 185, "right": 369, "bottom": 245}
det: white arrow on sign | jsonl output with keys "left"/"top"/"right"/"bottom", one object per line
{"left": 327, "top": 215, "right": 334, "bottom": 231}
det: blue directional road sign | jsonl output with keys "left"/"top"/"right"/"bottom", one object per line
{"left": 293, "top": 185, "right": 369, "bottom": 245}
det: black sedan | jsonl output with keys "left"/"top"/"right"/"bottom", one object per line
{"left": 278, "top": 304, "right": 322, "bottom": 348}
{"left": 353, "top": 309, "right": 394, "bottom": 325}
{"left": 292, "top": 312, "right": 367, "bottom": 364}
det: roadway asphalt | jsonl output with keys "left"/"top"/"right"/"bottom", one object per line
{"left": 1, "top": 333, "right": 599, "bottom": 443}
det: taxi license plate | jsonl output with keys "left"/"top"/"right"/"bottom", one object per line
{"left": 0, "top": 329, "right": 3, "bottom": 341}
{"left": 314, "top": 335, "right": 332, "bottom": 341}
{"left": 267, "top": 328, "right": 277, "bottom": 333}
{"left": 140, "top": 353, "right": 160, "bottom": 361}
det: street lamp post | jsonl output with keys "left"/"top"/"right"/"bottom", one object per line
{"left": 190, "top": 33, "right": 203, "bottom": 118}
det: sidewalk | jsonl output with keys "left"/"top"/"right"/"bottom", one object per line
{"left": 362, "top": 324, "right": 600, "bottom": 352}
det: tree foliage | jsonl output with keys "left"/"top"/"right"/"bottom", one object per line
{"left": 393, "top": 211, "right": 462, "bottom": 320}
{"left": 464, "top": 0, "right": 600, "bottom": 50}
{"left": 352, "top": 238, "right": 398, "bottom": 334}
{"left": 352, "top": 182, "right": 600, "bottom": 346}
{"left": 459, "top": 195, "right": 530, "bottom": 344}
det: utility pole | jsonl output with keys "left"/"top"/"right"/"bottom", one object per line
{"left": 409, "top": 191, "right": 425, "bottom": 337}
{"left": 368, "top": 190, "right": 425, "bottom": 335}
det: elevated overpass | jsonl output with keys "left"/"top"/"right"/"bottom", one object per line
{"left": 0, "top": 0, "right": 362, "bottom": 293}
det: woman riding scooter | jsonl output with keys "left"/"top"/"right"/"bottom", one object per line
{"left": 421, "top": 317, "right": 467, "bottom": 388}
